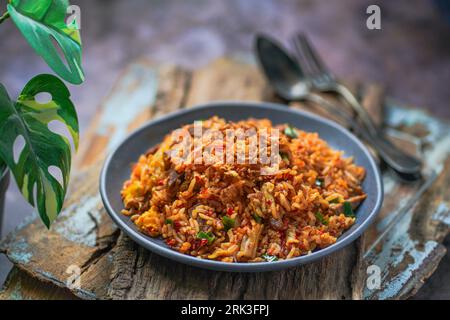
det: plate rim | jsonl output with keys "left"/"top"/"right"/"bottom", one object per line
{"left": 100, "top": 101, "right": 383, "bottom": 272}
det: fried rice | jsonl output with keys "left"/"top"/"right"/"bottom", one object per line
{"left": 121, "top": 117, "right": 366, "bottom": 262}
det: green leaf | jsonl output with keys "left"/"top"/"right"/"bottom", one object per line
{"left": 343, "top": 201, "right": 355, "bottom": 218}
{"left": 222, "top": 216, "right": 235, "bottom": 231}
{"left": 279, "top": 152, "right": 289, "bottom": 163}
{"left": 315, "top": 212, "right": 328, "bottom": 225}
{"left": 7, "top": 0, "right": 84, "bottom": 84}
{"left": 0, "top": 74, "right": 79, "bottom": 228}
{"left": 262, "top": 253, "right": 278, "bottom": 262}
{"left": 315, "top": 178, "right": 324, "bottom": 188}
{"left": 253, "top": 213, "right": 262, "bottom": 224}
{"left": 165, "top": 219, "right": 173, "bottom": 225}
{"left": 284, "top": 125, "right": 298, "bottom": 139}
{"left": 0, "top": 157, "right": 6, "bottom": 176}
{"left": 197, "top": 231, "right": 215, "bottom": 245}
{"left": 328, "top": 197, "right": 341, "bottom": 204}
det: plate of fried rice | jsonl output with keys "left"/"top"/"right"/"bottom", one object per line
{"left": 100, "top": 102, "right": 383, "bottom": 272}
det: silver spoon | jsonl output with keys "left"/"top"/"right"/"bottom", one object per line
{"left": 255, "top": 35, "right": 422, "bottom": 180}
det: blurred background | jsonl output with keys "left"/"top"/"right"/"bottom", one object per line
{"left": 0, "top": 0, "right": 449, "bottom": 298}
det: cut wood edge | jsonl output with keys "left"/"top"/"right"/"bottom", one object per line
{"left": 0, "top": 267, "right": 78, "bottom": 300}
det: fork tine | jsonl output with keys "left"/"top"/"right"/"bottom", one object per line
{"left": 291, "top": 34, "right": 318, "bottom": 77}
{"left": 296, "top": 33, "right": 333, "bottom": 79}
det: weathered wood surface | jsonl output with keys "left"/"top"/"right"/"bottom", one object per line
{"left": 0, "top": 58, "right": 449, "bottom": 300}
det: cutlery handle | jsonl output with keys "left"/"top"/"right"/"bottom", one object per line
{"left": 333, "top": 84, "right": 379, "bottom": 136}
{"left": 306, "top": 93, "right": 422, "bottom": 177}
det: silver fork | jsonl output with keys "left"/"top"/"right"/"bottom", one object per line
{"left": 292, "top": 33, "right": 380, "bottom": 135}
{"left": 291, "top": 33, "right": 422, "bottom": 176}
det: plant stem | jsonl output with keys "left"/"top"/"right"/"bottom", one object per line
{"left": 0, "top": 11, "right": 9, "bottom": 24}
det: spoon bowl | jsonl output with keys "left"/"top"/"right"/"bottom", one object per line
{"left": 255, "top": 36, "right": 310, "bottom": 100}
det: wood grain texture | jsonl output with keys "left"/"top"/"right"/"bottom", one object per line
{"left": 0, "top": 267, "right": 78, "bottom": 300}
{"left": 1, "top": 58, "right": 449, "bottom": 300}
{"left": 365, "top": 157, "right": 450, "bottom": 299}
{"left": 109, "top": 233, "right": 365, "bottom": 300}
{"left": 185, "top": 58, "right": 269, "bottom": 106}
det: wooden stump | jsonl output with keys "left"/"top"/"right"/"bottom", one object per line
{"left": 1, "top": 58, "right": 449, "bottom": 300}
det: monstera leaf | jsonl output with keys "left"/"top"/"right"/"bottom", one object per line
{"left": 0, "top": 158, "right": 5, "bottom": 176}
{"left": 7, "top": 0, "right": 84, "bottom": 84}
{"left": 0, "top": 74, "right": 79, "bottom": 227}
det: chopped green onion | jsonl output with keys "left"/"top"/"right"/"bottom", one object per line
{"left": 280, "top": 152, "right": 289, "bottom": 162}
{"left": 329, "top": 197, "right": 341, "bottom": 204}
{"left": 284, "top": 125, "right": 298, "bottom": 138}
{"left": 262, "top": 253, "right": 278, "bottom": 262}
{"left": 197, "top": 231, "right": 215, "bottom": 244}
{"left": 253, "top": 214, "right": 262, "bottom": 224}
{"left": 222, "top": 216, "right": 235, "bottom": 231}
{"left": 315, "top": 212, "right": 328, "bottom": 225}
{"left": 315, "top": 178, "right": 324, "bottom": 188}
{"left": 165, "top": 219, "right": 173, "bottom": 225}
{"left": 343, "top": 201, "right": 355, "bottom": 217}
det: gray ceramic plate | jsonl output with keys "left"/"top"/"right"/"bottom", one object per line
{"left": 100, "top": 102, "right": 383, "bottom": 272}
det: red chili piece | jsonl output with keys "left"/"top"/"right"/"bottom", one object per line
{"left": 173, "top": 220, "right": 182, "bottom": 231}
{"left": 166, "top": 239, "right": 176, "bottom": 246}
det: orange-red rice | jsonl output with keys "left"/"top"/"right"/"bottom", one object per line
{"left": 121, "top": 117, "right": 366, "bottom": 262}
